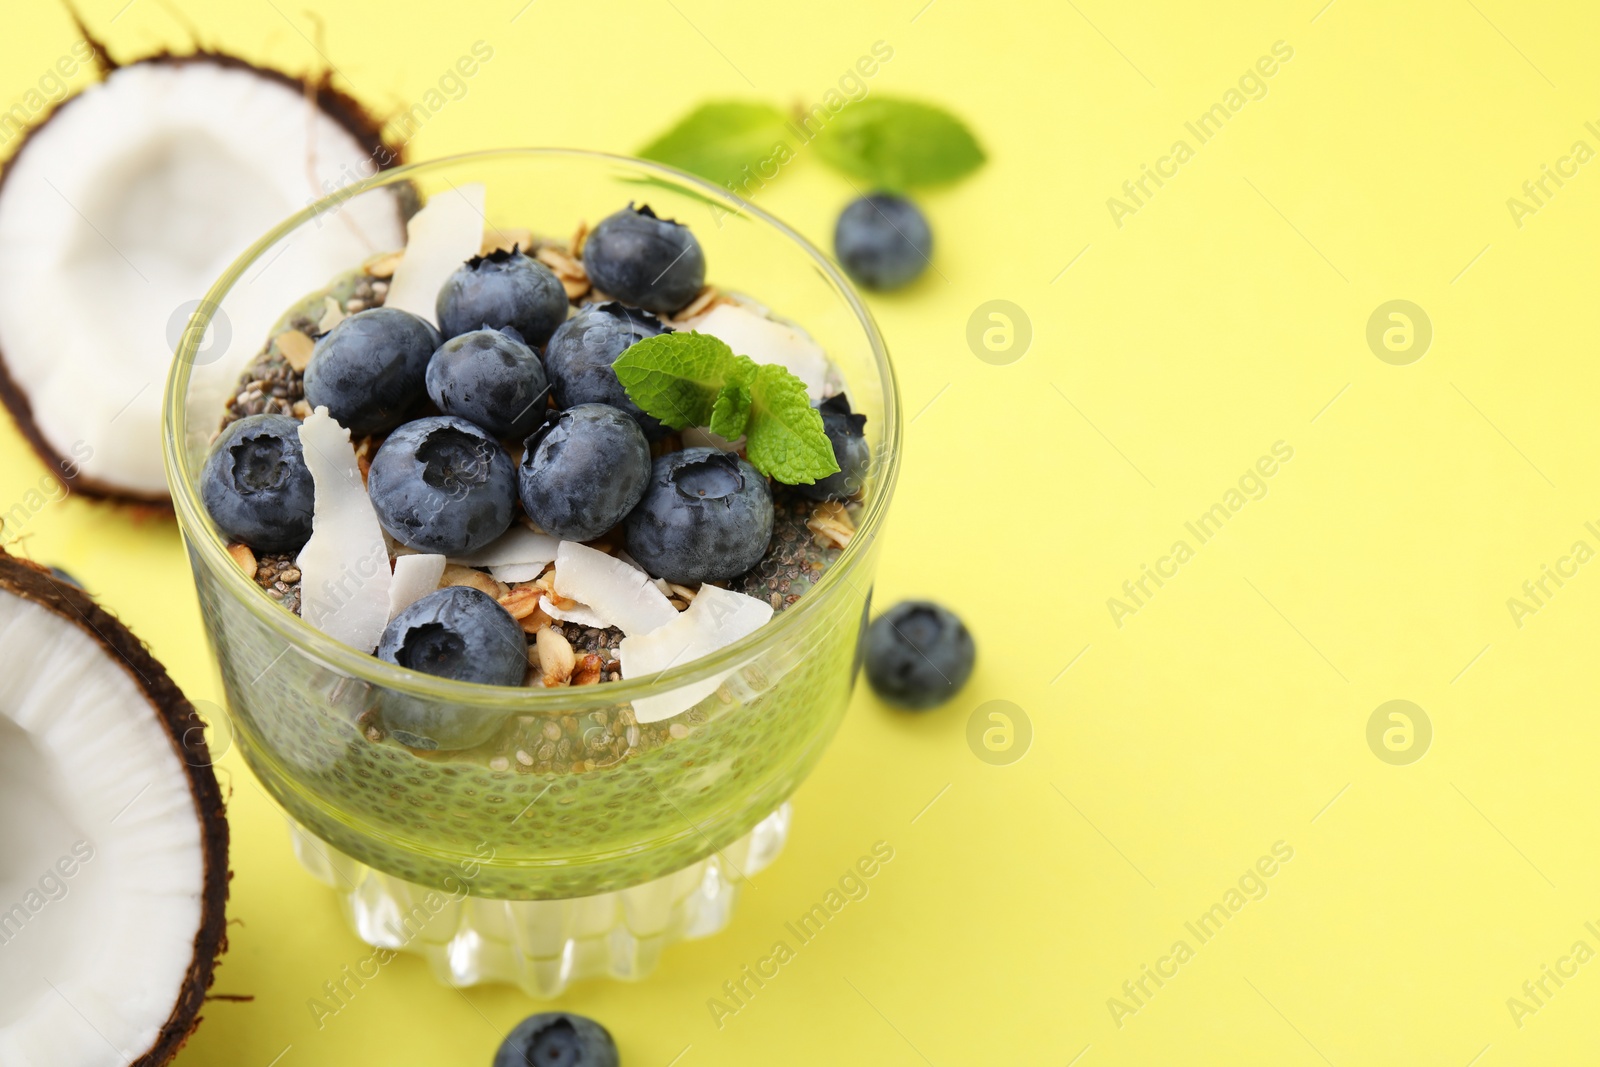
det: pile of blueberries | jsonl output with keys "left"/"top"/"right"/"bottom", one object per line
{"left": 200, "top": 204, "right": 868, "bottom": 687}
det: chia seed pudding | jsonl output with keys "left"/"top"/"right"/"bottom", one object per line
{"left": 178, "top": 163, "right": 902, "bottom": 902}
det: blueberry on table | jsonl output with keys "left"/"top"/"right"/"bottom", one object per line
{"left": 302, "top": 307, "right": 440, "bottom": 435}
{"left": 582, "top": 203, "right": 706, "bottom": 314}
{"left": 519, "top": 404, "right": 650, "bottom": 542}
{"left": 426, "top": 327, "right": 550, "bottom": 439}
{"left": 493, "top": 1012, "right": 619, "bottom": 1067}
{"left": 624, "top": 447, "right": 774, "bottom": 584}
{"left": 544, "top": 302, "right": 672, "bottom": 440}
{"left": 367, "top": 416, "right": 516, "bottom": 555}
{"left": 865, "top": 600, "right": 975, "bottom": 710}
{"left": 796, "top": 394, "right": 870, "bottom": 502}
{"left": 436, "top": 248, "right": 569, "bottom": 345}
{"left": 200, "top": 413, "right": 315, "bottom": 553}
{"left": 833, "top": 193, "right": 933, "bottom": 291}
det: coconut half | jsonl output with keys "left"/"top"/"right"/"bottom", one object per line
{"left": 0, "top": 45, "right": 406, "bottom": 502}
{"left": 0, "top": 551, "right": 228, "bottom": 1066}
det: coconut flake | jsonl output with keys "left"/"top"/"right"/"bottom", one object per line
{"left": 449, "top": 525, "right": 560, "bottom": 569}
{"left": 620, "top": 584, "right": 774, "bottom": 722}
{"left": 616, "top": 549, "right": 675, "bottom": 597}
{"left": 295, "top": 407, "right": 392, "bottom": 652}
{"left": 685, "top": 303, "right": 829, "bottom": 401}
{"left": 387, "top": 553, "right": 446, "bottom": 621}
{"left": 540, "top": 596, "right": 611, "bottom": 629}
{"left": 551, "top": 541, "right": 677, "bottom": 636}
{"left": 384, "top": 182, "right": 487, "bottom": 325}
{"left": 490, "top": 563, "right": 546, "bottom": 583}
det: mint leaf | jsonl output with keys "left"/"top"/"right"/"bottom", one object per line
{"left": 725, "top": 353, "right": 758, "bottom": 390}
{"left": 613, "top": 333, "right": 736, "bottom": 430}
{"left": 815, "top": 97, "right": 985, "bottom": 190}
{"left": 708, "top": 356, "right": 757, "bottom": 440}
{"left": 709, "top": 383, "right": 752, "bottom": 440}
{"left": 639, "top": 101, "right": 792, "bottom": 189}
{"left": 613, "top": 335, "right": 838, "bottom": 484}
{"left": 745, "top": 363, "right": 839, "bottom": 484}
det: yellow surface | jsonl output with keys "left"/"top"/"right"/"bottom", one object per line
{"left": 3, "top": 0, "right": 1598, "bottom": 1062}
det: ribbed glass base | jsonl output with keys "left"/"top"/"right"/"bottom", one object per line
{"left": 289, "top": 805, "right": 790, "bottom": 997}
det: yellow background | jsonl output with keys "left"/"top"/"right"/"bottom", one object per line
{"left": 2, "top": 0, "right": 1597, "bottom": 1062}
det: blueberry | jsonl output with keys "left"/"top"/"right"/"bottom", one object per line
{"left": 796, "top": 394, "right": 870, "bottom": 502}
{"left": 377, "top": 587, "right": 527, "bottom": 746}
{"left": 544, "top": 302, "right": 672, "bottom": 440}
{"left": 864, "top": 600, "right": 975, "bottom": 710}
{"left": 624, "top": 447, "right": 773, "bottom": 583}
{"left": 366, "top": 416, "right": 516, "bottom": 555}
{"left": 833, "top": 193, "right": 932, "bottom": 291}
{"left": 200, "top": 414, "right": 315, "bottom": 553}
{"left": 493, "top": 1012, "right": 619, "bottom": 1067}
{"left": 519, "top": 404, "right": 650, "bottom": 541}
{"left": 426, "top": 328, "right": 550, "bottom": 439}
{"left": 378, "top": 691, "right": 507, "bottom": 751}
{"left": 582, "top": 203, "right": 705, "bottom": 314}
{"left": 303, "top": 307, "right": 440, "bottom": 435}
{"left": 436, "top": 248, "right": 569, "bottom": 345}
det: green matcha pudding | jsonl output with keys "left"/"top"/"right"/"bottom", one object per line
{"left": 186, "top": 178, "right": 883, "bottom": 899}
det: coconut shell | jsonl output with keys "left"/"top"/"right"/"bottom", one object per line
{"left": 0, "top": 549, "right": 230, "bottom": 1066}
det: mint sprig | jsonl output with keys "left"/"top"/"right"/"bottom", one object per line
{"left": 614, "top": 333, "right": 840, "bottom": 485}
{"left": 639, "top": 101, "right": 791, "bottom": 189}
{"left": 639, "top": 96, "right": 986, "bottom": 196}
{"left": 814, "top": 97, "right": 985, "bottom": 190}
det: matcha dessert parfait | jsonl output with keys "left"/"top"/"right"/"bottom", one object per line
{"left": 163, "top": 150, "right": 898, "bottom": 994}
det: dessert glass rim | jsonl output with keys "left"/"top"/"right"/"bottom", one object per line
{"left": 161, "top": 146, "right": 901, "bottom": 706}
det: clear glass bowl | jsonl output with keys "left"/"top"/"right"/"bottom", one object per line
{"left": 162, "top": 151, "right": 899, "bottom": 922}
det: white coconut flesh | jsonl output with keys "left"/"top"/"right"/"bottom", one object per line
{"left": 0, "top": 581, "right": 218, "bottom": 1066}
{"left": 620, "top": 583, "right": 774, "bottom": 723}
{"left": 0, "top": 58, "right": 404, "bottom": 499}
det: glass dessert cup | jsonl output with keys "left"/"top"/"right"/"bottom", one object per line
{"left": 162, "top": 149, "right": 899, "bottom": 996}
